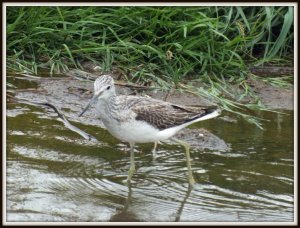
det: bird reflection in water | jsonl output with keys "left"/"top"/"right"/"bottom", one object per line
{"left": 110, "top": 183, "right": 194, "bottom": 222}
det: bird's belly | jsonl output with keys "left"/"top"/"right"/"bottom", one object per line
{"left": 104, "top": 120, "right": 169, "bottom": 143}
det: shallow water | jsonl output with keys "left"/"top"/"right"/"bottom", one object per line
{"left": 6, "top": 97, "right": 294, "bottom": 222}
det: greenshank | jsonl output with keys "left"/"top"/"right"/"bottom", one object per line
{"left": 79, "top": 75, "right": 221, "bottom": 186}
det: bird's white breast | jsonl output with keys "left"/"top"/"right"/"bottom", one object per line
{"left": 107, "top": 118, "right": 165, "bottom": 143}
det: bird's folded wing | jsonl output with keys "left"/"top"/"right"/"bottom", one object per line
{"left": 131, "top": 99, "right": 208, "bottom": 130}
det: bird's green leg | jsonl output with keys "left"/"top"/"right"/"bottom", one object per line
{"left": 152, "top": 141, "right": 158, "bottom": 159}
{"left": 127, "top": 142, "right": 136, "bottom": 184}
{"left": 173, "top": 138, "right": 196, "bottom": 186}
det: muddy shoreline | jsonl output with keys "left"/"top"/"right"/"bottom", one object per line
{"left": 79, "top": 60, "right": 294, "bottom": 110}
{"left": 66, "top": 65, "right": 294, "bottom": 110}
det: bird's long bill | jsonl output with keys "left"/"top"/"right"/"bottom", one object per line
{"left": 78, "top": 94, "right": 97, "bottom": 117}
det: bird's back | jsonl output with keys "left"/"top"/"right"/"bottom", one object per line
{"left": 112, "top": 95, "right": 219, "bottom": 131}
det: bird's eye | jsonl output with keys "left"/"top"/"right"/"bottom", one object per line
{"left": 106, "top": 86, "right": 111, "bottom": 90}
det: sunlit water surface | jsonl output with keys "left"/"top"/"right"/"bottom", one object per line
{"left": 6, "top": 102, "right": 294, "bottom": 222}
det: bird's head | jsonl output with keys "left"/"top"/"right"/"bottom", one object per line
{"left": 79, "top": 75, "right": 115, "bottom": 117}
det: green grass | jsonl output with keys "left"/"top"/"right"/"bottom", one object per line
{"left": 6, "top": 6, "right": 294, "bottom": 128}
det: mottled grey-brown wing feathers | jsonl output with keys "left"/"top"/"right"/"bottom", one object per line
{"left": 130, "top": 98, "right": 216, "bottom": 130}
